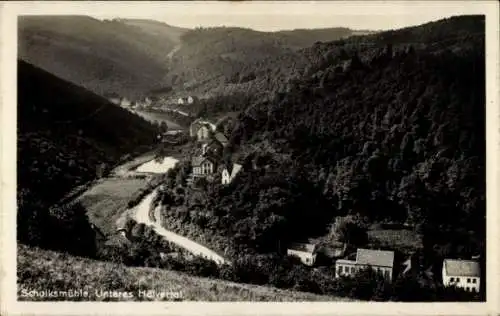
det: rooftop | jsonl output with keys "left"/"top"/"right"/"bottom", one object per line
{"left": 356, "top": 248, "right": 394, "bottom": 268}
{"left": 443, "top": 259, "right": 480, "bottom": 277}
{"left": 191, "top": 156, "right": 215, "bottom": 167}
{"left": 214, "top": 132, "right": 229, "bottom": 144}
{"left": 288, "top": 243, "right": 317, "bottom": 254}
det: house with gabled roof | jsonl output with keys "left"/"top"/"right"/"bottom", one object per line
{"left": 221, "top": 163, "right": 242, "bottom": 185}
{"left": 442, "top": 259, "right": 481, "bottom": 292}
{"left": 287, "top": 242, "right": 318, "bottom": 266}
{"left": 192, "top": 156, "right": 216, "bottom": 177}
{"left": 335, "top": 248, "right": 395, "bottom": 281}
{"left": 190, "top": 118, "right": 217, "bottom": 139}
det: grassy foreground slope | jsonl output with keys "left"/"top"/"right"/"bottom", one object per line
{"left": 17, "top": 245, "right": 347, "bottom": 302}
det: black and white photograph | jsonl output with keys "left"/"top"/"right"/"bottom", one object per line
{"left": 1, "top": 1, "right": 499, "bottom": 314}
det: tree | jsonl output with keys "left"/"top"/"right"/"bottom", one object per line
{"left": 328, "top": 215, "right": 368, "bottom": 247}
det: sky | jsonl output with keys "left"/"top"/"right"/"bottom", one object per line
{"left": 8, "top": 1, "right": 491, "bottom": 32}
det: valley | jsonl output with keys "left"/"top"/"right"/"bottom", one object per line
{"left": 15, "top": 14, "right": 486, "bottom": 302}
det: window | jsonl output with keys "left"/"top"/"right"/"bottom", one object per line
{"left": 344, "top": 266, "right": 349, "bottom": 273}
{"left": 456, "top": 278, "right": 460, "bottom": 282}
{"left": 473, "top": 279, "right": 477, "bottom": 284}
{"left": 306, "top": 258, "right": 310, "bottom": 263}
{"left": 466, "top": 287, "right": 470, "bottom": 292}
{"left": 337, "top": 265, "right": 342, "bottom": 275}
{"left": 351, "top": 267, "right": 355, "bottom": 273}
{"left": 450, "top": 277, "right": 454, "bottom": 282}
{"left": 467, "top": 278, "right": 471, "bottom": 283}
{"left": 384, "top": 270, "right": 390, "bottom": 279}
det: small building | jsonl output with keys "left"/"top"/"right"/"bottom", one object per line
{"left": 192, "top": 156, "right": 216, "bottom": 176}
{"left": 197, "top": 124, "right": 212, "bottom": 141}
{"left": 109, "top": 97, "right": 121, "bottom": 105}
{"left": 442, "top": 259, "right": 481, "bottom": 292}
{"left": 120, "top": 97, "right": 131, "bottom": 107}
{"left": 335, "top": 248, "right": 395, "bottom": 281}
{"left": 287, "top": 243, "right": 318, "bottom": 266}
{"left": 190, "top": 118, "right": 217, "bottom": 138}
{"left": 222, "top": 163, "right": 242, "bottom": 185}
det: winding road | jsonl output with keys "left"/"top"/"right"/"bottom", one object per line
{"left": 132, "top": 189, "right": 229, "bottom": 265}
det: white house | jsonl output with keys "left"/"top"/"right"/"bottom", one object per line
{"left": 190, "top": 118, "right": 217, "bottom": 138}
{"left": 192, "top": 156, "right": 216, "bottom": 177}
{"left": 109, "top": 97, "right": 121, "bottom": 105}
{"left": 442, "top": 259, "right": 481, "bottom": 292}
{"left": 335, "top": 248, "right": 395, "bottom": 281}
{"left": 222, "top": 163, "right": 242, "bottom": 184}
{"left": 120, "top": 97, "right": 131, "bottom": 107}
{"left": 287, "top": 243, "right": 318, "bottom": 266}
{"left": 196, "top": 125, "right": 212, "bottom": 141}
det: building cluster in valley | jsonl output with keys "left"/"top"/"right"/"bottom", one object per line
{"left": 107, "top": 94, "right": 197, "bottom": 117}
{"left": 187, "top": 118, "right": 242, "bottom": 186}
{"left": 286, "top": 242, "right": 481, "bottom": 292}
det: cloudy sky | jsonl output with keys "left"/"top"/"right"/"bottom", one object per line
{"left": 9, "top": 1, "right": 489, "bottom": 32}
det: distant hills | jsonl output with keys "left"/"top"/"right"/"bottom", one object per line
{"left": 17, "top": 59, "right": 157, "bottom": 246}
{"left": 18, "top": 15, "right": 373, "bottom": 99}
{"left": 18, "top": 16, "right": 180, "bottom": 98}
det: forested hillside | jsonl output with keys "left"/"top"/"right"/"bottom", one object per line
{"left": 163, "top": 26, "right": 370, "bottom": 97}
{"left": 18, "top": 16, "right": 181, "bottom": 98}
{"left": 17, "top": 60, "right": 157, "bottom": 251}
{"left": 229, "top": 15, "right": 486, "bottom": 257}
{"left": 18, "top": 16, "right": 369, "bottom": 99}
{"left": 156, "top": 15, "right": 485, "bottom": 270}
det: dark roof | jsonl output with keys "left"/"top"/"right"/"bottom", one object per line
{"left": 288, "top": 243, "right": 317, "bottom": 254}
{"left": 443, "top": 259, "right": 480, "bottom": 277}
{"left": 356, "top": 248, "right": 394, "bottom": 268}
{"left": 214, "top": 132, "right": 228, "bottom": 144}
{"left": 192, "top": 156, "right": 215, "bottom": 167}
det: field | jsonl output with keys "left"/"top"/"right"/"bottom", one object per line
{"left": 17, "top": 245, "right": 350, "bottom": 302}
{"left": 78, "top": 178, "right": 148, "bottom": 235}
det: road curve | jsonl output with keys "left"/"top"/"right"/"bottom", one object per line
{"left": 132, "top": 189, "right": 229, "bottom": 265}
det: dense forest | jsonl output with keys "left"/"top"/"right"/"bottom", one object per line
{"left": 228, "top": 15, "right": 486, "bottom": 258}
{"left": 150, "top": 16, "right": 486, "bottom": 300}
{"left": 17, "top": 60, "right": 158, "bottom": 249}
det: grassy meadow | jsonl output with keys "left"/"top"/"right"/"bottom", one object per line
{"left": 17, "top": 245, "right": 349, "bottom": 302}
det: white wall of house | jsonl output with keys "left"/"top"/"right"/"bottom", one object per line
{"left": 287, "top": 249, "right": 317, "bottom": 266}
{"left": 222, "top": 169, "right": 230, "bottom": 184}
{"left": 197, "top": 126, "right": 210, "bottom": 141}
{"left": 442, "top": 266, "right": 480, "bottom": 292}
{"left": 335, "top": 261, "right": 358, "bottom": 278}
{"left": 335, "top": 262, "right": 393, "bottom": 281}
{"left": 201, "top": 161, "right": 214, "bottom": 174}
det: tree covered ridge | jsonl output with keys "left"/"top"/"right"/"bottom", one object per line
{"left": 17, "top": 59, "right": 158, "bottom": 246}
{"left": 225, "top": 15, "right": 485, "bottom": 259}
